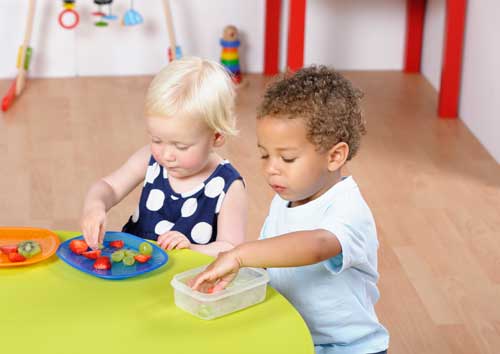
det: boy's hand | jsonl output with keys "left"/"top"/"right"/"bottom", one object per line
{"left": 189, "top": 250, "right": 242, "bottom": 293}
{"left": 80, "top": 208, "right": 107, "bottom": 250}
{"left": 158, "top": 231, "right": 191, "bottom": 250}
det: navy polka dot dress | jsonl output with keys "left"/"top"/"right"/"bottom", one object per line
{"left": 122, "top": 156, "right": 243, "bottom": 244}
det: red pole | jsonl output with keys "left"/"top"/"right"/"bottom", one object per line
{"left": 404, "top": 0, "right": 426, "bottom": 73}
{"left": 438, "top": 0, "right": 467, "bottom": 118}
{"left": 264, "top": 0, "right": 282, "bottom": 75}
{"left": 287, "top": 0, "right": 306, "bottom": 71}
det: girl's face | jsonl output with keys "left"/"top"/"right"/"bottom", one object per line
{"left": 147, "top": 115, "right": 218, "bottom": 179}
{"left": 257, "top": 116, "right": 341, "bottom": 207}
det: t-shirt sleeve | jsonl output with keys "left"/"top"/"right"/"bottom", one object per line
{"left": 319, "top": 208, "right": 372, "bottom": 275}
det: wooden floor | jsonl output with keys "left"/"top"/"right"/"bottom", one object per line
{"left": 1, "top": 73, "right": 500, "bottom": 353}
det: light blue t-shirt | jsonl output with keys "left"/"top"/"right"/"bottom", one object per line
{"left": 260, "top": 176, "right": 389, "bottom": 354}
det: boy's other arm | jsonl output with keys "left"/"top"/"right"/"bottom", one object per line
{"left": 190, "top": 180, "right": 247, "bottom": 257}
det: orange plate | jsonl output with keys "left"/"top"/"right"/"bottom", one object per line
{"left": 0, "top": 227, "right": 60, "bottom": 267}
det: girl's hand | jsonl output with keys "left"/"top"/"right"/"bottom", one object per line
{"left": 80, "top": 208, "right": 107, "bottom": 250}
{"left": 189, "top": 250, "right": 242, "bottom": 293}
{"left": 158, "top": 231, "right": 191, "bottom": 250}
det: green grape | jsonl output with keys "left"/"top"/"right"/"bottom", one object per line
{"left": 139, "top": 242, "right": 153, "bottom": 256}
{"left": 111, "top": 250, "right": 125, "bottom": 262}
{"left": 124, "top": 249, "right": 138, "bottom": 257}
{"left": 123, "top": 255, "right": 135, "bottom": 266}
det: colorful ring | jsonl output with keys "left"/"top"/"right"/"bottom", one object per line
{"left": 58, "top": 9, "right": 80, "bottom": 30}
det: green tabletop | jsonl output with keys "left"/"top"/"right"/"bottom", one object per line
{"left": 2, "top": 231, "right": 313, "bottom": 354}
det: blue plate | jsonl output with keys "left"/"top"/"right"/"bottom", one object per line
{"left": 57, "top": 231, "right": 168, "bottom": 280}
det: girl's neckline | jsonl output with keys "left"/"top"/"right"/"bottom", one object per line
{"left": 166, "top": 159, "right": 229, "bottom": 198}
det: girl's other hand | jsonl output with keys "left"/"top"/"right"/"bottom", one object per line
{"left": 158, "top": 231, "right": 191, "bottom": 250}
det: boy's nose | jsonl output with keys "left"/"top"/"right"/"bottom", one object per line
{"left": 264, "top": 160, "right": 280, "bottom": 176}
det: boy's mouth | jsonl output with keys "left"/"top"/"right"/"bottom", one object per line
{"left": 270, "top": 184, "right": 286, "bottom": 193}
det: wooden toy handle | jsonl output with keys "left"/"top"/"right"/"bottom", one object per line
{"left": 16, "top": 0, "right": 36, "bottom": 96}
{"left": 162, "top": 0, "right": 177, "bottom": 58}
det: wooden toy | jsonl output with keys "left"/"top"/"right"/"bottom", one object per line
{"left": 58, "top": 0, "right": 80, "bottom": 30}
{"left": 162, "top": 0, "right": 182, "bottom": 61}
{"left": 2, "top": 0, "right": 36, "bottom": 112}
{"left": 220, "top": 25, "right": 242, "bottom": 84}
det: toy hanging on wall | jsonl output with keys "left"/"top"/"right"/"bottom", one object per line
{"left": 220, "top": 25, "right": 242, "bottom": 84}
{"left": 58, "top": 0, "right": 80, "bottom": 30}
{"left": 93, "top": 0, "right": 117, "bottom": 27}
{"left": 123, "top": 0, "right": 143, "bottom": 26}
{"left": 2, "top": 0, "right": 36, "bottom": 111}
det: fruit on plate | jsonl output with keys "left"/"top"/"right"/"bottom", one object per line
{"left": 123, "top": 255, "right": 135, "bottom": 266}
{"left": 82, "top": 250, "right": 101, "bottom": 259}
{"left": 93, "top": 256, "right": 111, "bottom": 270}
{"left": 69, "top": 239, "right": 89, "bottom": 255}
{"left": 111, "top": 250, "right": 125, "bottom": 262}
{"left": 0, "top": 245, "right": 18, "bottom": 255}
{"left": 17, "top": 240, "right": 41, "bottom": 258}
{"left": 8, "top": 252, "right": 26, "bottom": 262}
{"left": 134, "top": 254, "right": 152, "bottom": 263}
{"left": 139, "top": 242, "right": 153, "bottom": 256}
{"left": 109, "top": 240, "right": 124, "bottom": 249}
{"left": 124, "top": 249, "right": 137, "bottom": 257}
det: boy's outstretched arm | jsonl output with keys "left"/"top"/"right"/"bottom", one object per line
{"left": 190, "top": 229, "right": 342, "bottom": 292}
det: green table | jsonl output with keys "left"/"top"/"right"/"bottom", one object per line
{"left": 2, "top": 231, "right": 313, "bottom": 354}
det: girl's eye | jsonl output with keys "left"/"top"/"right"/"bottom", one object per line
{"left": 282, "top": 157, "right": 296, "bottom": 163}
{"left": 152, "top": 140, "right": 161, "bottom": 144}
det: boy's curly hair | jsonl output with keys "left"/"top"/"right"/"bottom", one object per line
{"left": 257, "top": 66, "right": 366, "bottom": 160}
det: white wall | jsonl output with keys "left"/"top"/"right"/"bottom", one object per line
{"left": 422, "top": 0, "right": 500, "bottom": 163}
{"left": 0, "top": 0, "right": 408, "bottom": 79}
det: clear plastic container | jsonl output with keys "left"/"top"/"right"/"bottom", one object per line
{"left": 171, "top": 266, "right": 270, "bottom": 320}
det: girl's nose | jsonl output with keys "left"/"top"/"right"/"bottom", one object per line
{"left": 163, "top": 147, "right": 176, "bottom": 162}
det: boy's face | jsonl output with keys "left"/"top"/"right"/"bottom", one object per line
{"left": 147, "top": 114, "right": 219, "bottom": 179}
{"left": 257, "top": 116, "right": 340, "bottom": 207}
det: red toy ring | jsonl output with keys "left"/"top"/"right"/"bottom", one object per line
{"left": 58, "top": 9, "right": 80, "bottom": 30}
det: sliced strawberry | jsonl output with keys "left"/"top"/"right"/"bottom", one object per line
{"left": 0, "top": 245, "right": 18, "bottom": 255}
{"left": 69, "top": 239, "right": 89, "bottom": 255}
{"left": 8, "top": 252, "right": 26, "bottom": 262}
{"left": 82, "top": 250, "right": 101, "bottom": 259}
{"left": 93, "top": 256, "right": 111, "bottom": 270}
{"left": 109, "top": 240, "right": 124, "bottom": 249}
{"left": 134, "top": 254, "right": 152, "bottom": 263}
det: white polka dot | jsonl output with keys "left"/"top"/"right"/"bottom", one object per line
{"left": 145, "top": 162, "right": 161, "bottom": 184}
{"left": 146, "top": 189, "right": 165, "bottom": 211}
{"left": 181, "top": 183, "right": 204, "bottom": 198}
{"left": 221, "top": 160, "right": 229, "bottom": 165}
{"left": 163, "top": 167, "right": 168, "bottom": 179}
{"left": 171, "top": 195, "right": 179, "bottom": 200}
{"left": 131, "top": 206, "right": 140, "bottom": 222}
{"left": 215, "top": 191, "right": 225, "bottom": 214}
{"left": 181, "top": 198, "right": 198, "bottom": 217}
{"left": 204, "top": 177, "right": 225, "bottom": 198}
{"left": 155, "top": 220, "right": 174, "bottom": 235}
{"left": 191, "top": 222, "right": 213, "bottom": 244}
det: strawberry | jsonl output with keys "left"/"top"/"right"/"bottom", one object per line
{"left": 134, "top": 254, "right": 152, "bottom": 263}
{"left": 93, "top": 256, "right": 111, "bottom": 270}
{"left": 0, "top": 245, "right": 18, "bottom": 255}
{"left": 82, "top": 250, "right": 101, "bottom": 259}
{"left": 8, "top": 252, "right": 26, "bottom": 262}
{"left": 109, "top": 240, "right": 124, "bottom": 249}
{"left": 69, "top": 239, "right": 88, "bottom": 255}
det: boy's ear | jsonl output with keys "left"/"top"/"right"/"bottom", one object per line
{"left": 213, "top": 132, "right": 225, "bottom": 147}
{"left": 327, "top": 142, "right": 349, "bottom": 172}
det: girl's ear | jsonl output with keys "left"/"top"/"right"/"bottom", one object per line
{"left": 327, "top": 142, "right": 349, "bottom": 172}
{"left": 213, "top": 132, "right": 225, "bottom": 147}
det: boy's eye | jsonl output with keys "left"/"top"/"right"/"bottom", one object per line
{"left": 260, "top": 155, "right": 269, "bottom": 160}
{"left": 282, "top": 157, "right": 296, "bottom": 163}
{"left": 176, "top": 145, "right": 190, "bottom": 151}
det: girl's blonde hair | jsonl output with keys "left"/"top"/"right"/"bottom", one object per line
{"left": 145, "top": 56, "right": 237, "bottom": 136}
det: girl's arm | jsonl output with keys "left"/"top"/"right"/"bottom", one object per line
{"left": 190, "top": 180, "right": 247, "bottom": 256}
{"left": 190, "top": 230, "right": 342, "bottom": 292}
{"left": 81, "top": 145, "right": 150, "bottom": 248}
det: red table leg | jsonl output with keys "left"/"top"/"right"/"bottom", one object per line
{"left": 404, "top": 0, "right": 426, "bottom": 73}
{"left": 439, "top": 0, "right": 467, "bottom": 118}
{"left": 287, "top": 0, "right": 306, "bottom": 71}
{"left": 264, "top": 0, "right": 282, "bottom": 75}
